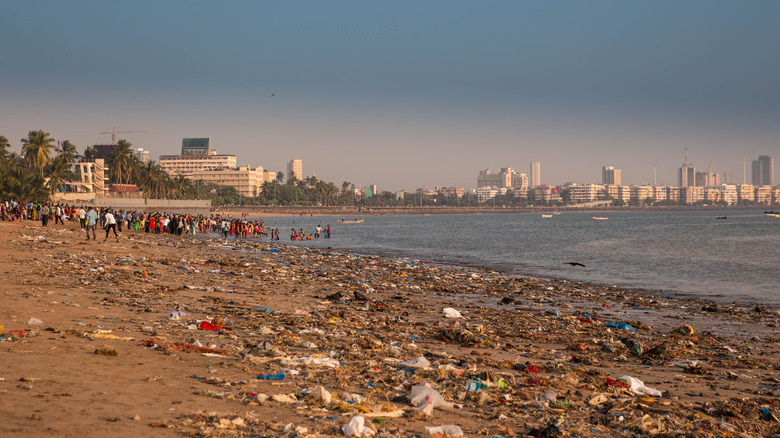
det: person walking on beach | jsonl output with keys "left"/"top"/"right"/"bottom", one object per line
{"left": 104, "top": 209, "right": 119, "bottom": 242}
{"left": 85, "top": 206, "right": 98, "bottom": 240}
{"left": 78, "top": 207, "right": 86, "bottom": 229}
{"left": 41, "top": 204, "right": 50, "bottom": 226}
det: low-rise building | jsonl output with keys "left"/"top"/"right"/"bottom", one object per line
{"left": 436, "top": 186, "right": 465, "bottom": 198}
{"left": 189, "top": 166, "right": 263, "bottom": 197}
{"left": 721, "top": 184, "right": 738, "bottom": 205}
{"left": 681, "top": 186, "right": 704, "bottom": 204}
{"left": 737, "top": 184, "right": 755, "bottom": 203}
{"left": 755, "top": 185, "right": 773, "bottom": 204}
{"left": 630, "top": 185, "right": 654, "bottom": 204}
{"left": 570, "top": 184, "right": 602, "bottom": 203}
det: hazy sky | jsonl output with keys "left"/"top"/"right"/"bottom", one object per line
{"left": 1, "top": 1, "right": 778, "bottom": 190}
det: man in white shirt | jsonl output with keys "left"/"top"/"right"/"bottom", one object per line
{"left": 104, "top": 209, "right": 119, "bottom": 242}
{"left": 78, "top": 207, "right": 87, "bottom": 229}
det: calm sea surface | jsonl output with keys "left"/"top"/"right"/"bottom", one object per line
{"left": 252, "top": 210, "right": 779, "bottom": 306}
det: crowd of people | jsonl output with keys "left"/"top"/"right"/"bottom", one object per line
{"left": 0, "top": 200, "right": 331, "bottom": 243}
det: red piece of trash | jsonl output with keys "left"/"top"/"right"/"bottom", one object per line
{"left": 606, "top": 377, "right": 629, "bottom": 388}
{"left": 524, "top": 364, "right": 542, "bottom": 373}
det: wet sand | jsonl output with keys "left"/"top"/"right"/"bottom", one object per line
{"left": 0, "top": 219, "right": 778, "bottom": 437}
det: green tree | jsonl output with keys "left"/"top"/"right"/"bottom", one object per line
{"left": 46, "top": 156, "right": 77, "bottom": 194}
{"left": 137, "top": 160, "right": 169, "bottom": 198}
{"left": 21, "top": 130, "right": 56, "bottom": 178}
{"left": 0, "top": 156, "right": 49, "bottom": 202}
{"left": 0, "top": 135, "right": 10, "bottom": 160}
{"left": 57, "top": 140, "right": 80, "bottom": 164}
{"left": 109, "top": 139, "right": 137, "bottom": 185}
{"left": 82, "top": 146, "right": 97, "bottom": 162}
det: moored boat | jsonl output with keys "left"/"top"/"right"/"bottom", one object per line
{"left": 338, "top": 218, "right": 364, "bottom": 223}
{"left": 592, "top": 216, "right": 608, "bottom": 220}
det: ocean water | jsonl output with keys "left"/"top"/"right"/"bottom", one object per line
{"left": 254, "top": 210, "right": 780, "bottom": 306}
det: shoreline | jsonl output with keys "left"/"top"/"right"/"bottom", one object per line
{"left": 1, "top": 219, "right": 778, "bottom": 436}
{"left": 211, "top": 204, "right": 776, "bottom": 218}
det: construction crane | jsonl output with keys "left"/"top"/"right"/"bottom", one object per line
{"left": 100, "top": 127, "right": 146, "bottom": 145}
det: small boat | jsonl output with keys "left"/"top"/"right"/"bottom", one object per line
{"left": 541, "top": 214, "right": 553, "bottom": 218}
{"left": 715, "top": 216, "right": 727, "bottom": 220}
{"left": 764, "top": 211, "right": 780, "bottom": 216}
{"left": 592, "top": 216, "right": 609, "bottom": 220}
{"left": 338, "top": 219, "right": 363, "bottom": 224}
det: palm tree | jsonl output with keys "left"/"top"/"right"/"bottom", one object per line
{"left": 137, "top": 160, "right": 170, "bottom": 198}
{"left": 21, "top": 130, "right": 56, "bottom": 178}
{"left": 0, "top": 156, "right": 49, "bottom": 202}
{"left": 57, "top": 140, "right": 80, "bottom": 164}
{"left": 275, "top": 171, "right": 284, "bottom": 184}
{"left": 0, "top": 135, "right": 10, "bottom": 160}
{"left": 171, "top": 174, "right": 193, "bottom": 199}
{"left": 46, "top": 156, "right": 77, "bottom": 194}
{"left": 109, "top": 139, "right": 137, "bottom": 186}
{"left": 82, "top": 146, "right": 97, "bottom": 162}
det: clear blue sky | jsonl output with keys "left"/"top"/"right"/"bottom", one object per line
{"left": 1, "top": 1, "right": 778, "bottom": 190}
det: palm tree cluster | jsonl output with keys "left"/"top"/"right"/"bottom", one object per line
{"left": 0, "top": 130, "right": 78, "bottom": 202}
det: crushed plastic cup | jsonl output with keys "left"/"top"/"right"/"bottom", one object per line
{"left": 27, "top": 317, "right": 43, "bottom": 325}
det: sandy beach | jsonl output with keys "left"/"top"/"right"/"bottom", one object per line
{"left": 1, "top": 219, "right": 778, "bottom": 437}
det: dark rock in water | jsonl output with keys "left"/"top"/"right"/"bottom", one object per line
{"left": 500, "top": 297, "right": 515, "bottom": 305}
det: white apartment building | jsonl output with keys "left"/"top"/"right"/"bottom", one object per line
{"left": 755, "top": 185, "right": 773, "bottom": 204}
{"left": 721, "top": 185, "right": 738, "bottom": 205}
{"left": 134, "top": 148, "right": 150, "bottom": 163}
{"left": 189, "top": 166, "right": 263, "bottom": 197}
{"left": 681, "top": 186, "right": 704, "bottom": 204}
{"left": 160, "top": 152, "right": 237, "bottom": 176}
{"left": 737, "top": 184, "right": 755, "bottom": 203}
{"left": 630, "top": 185, "right": 654, "bottom": 204}
{"left": 477, "top": 167, "right": 527, "bottom": 189}
{"left": 569, "top": 184, "right": 602, "bottom": 203}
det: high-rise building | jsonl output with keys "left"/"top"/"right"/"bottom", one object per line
{"left": 530, "top": 162, "right": 541, "bottom": 187}
{"left": 601, "top": 166, "right": 622, "bottom": 185}
{"left": 287, "top": 159, "right": 303, "bottom": 182}
{"left": 752, "top": 155, "right": 774, "bottom": 186}
{"left": 695, "top": 171, "right": 720, "bottom": 187}
{"left": 134, "top": 148, "right": 150, "bottom": 163}
{"left": 678, "top": 148, "right": 695, "bottom": 187}
{"left": 181, "top": 138, "right": 211, "bottom": 156}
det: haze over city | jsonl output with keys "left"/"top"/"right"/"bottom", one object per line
{"left": 2, "top": 1, "right": 778, "bottom": 191}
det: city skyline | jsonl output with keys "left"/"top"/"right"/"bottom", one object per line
{"left": 2, "top": 2, "right": 779, "bottom": 191}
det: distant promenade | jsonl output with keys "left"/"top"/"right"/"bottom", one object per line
{"left": 212, "top": 204, "right": 774, "bottom": 217}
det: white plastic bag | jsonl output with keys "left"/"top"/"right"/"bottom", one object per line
{"left": 342, "top": 415, "right": 375, "bottom": 437}
{"left": 410, "top": 383, "right": 452, "bottom": 408}
{"left": 442, "top": 307, "right": 462, "bottom": 318}
{"left": 425, "top": 425, "right": 464, "bottom": 437}
{"left": 399, "top": 356, "right": 431, "bottom": 369}
{"left": 618, "top": 376, "right": 663, "bottom": 397}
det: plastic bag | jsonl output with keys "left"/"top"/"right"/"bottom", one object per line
{"left": 399, "top": 356, "right": 431, "bottom": 369}
{"left": 618, "top": 376, "right": 663, "bottom": 397}
{"left": 342, "top": 415, "right": 375, "bottom": 437}
{"left": 443, "top": 307, "right": 462, "bottom": 318}
{"left": 425, "top": 425, "right": 464, "bottom": 437}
